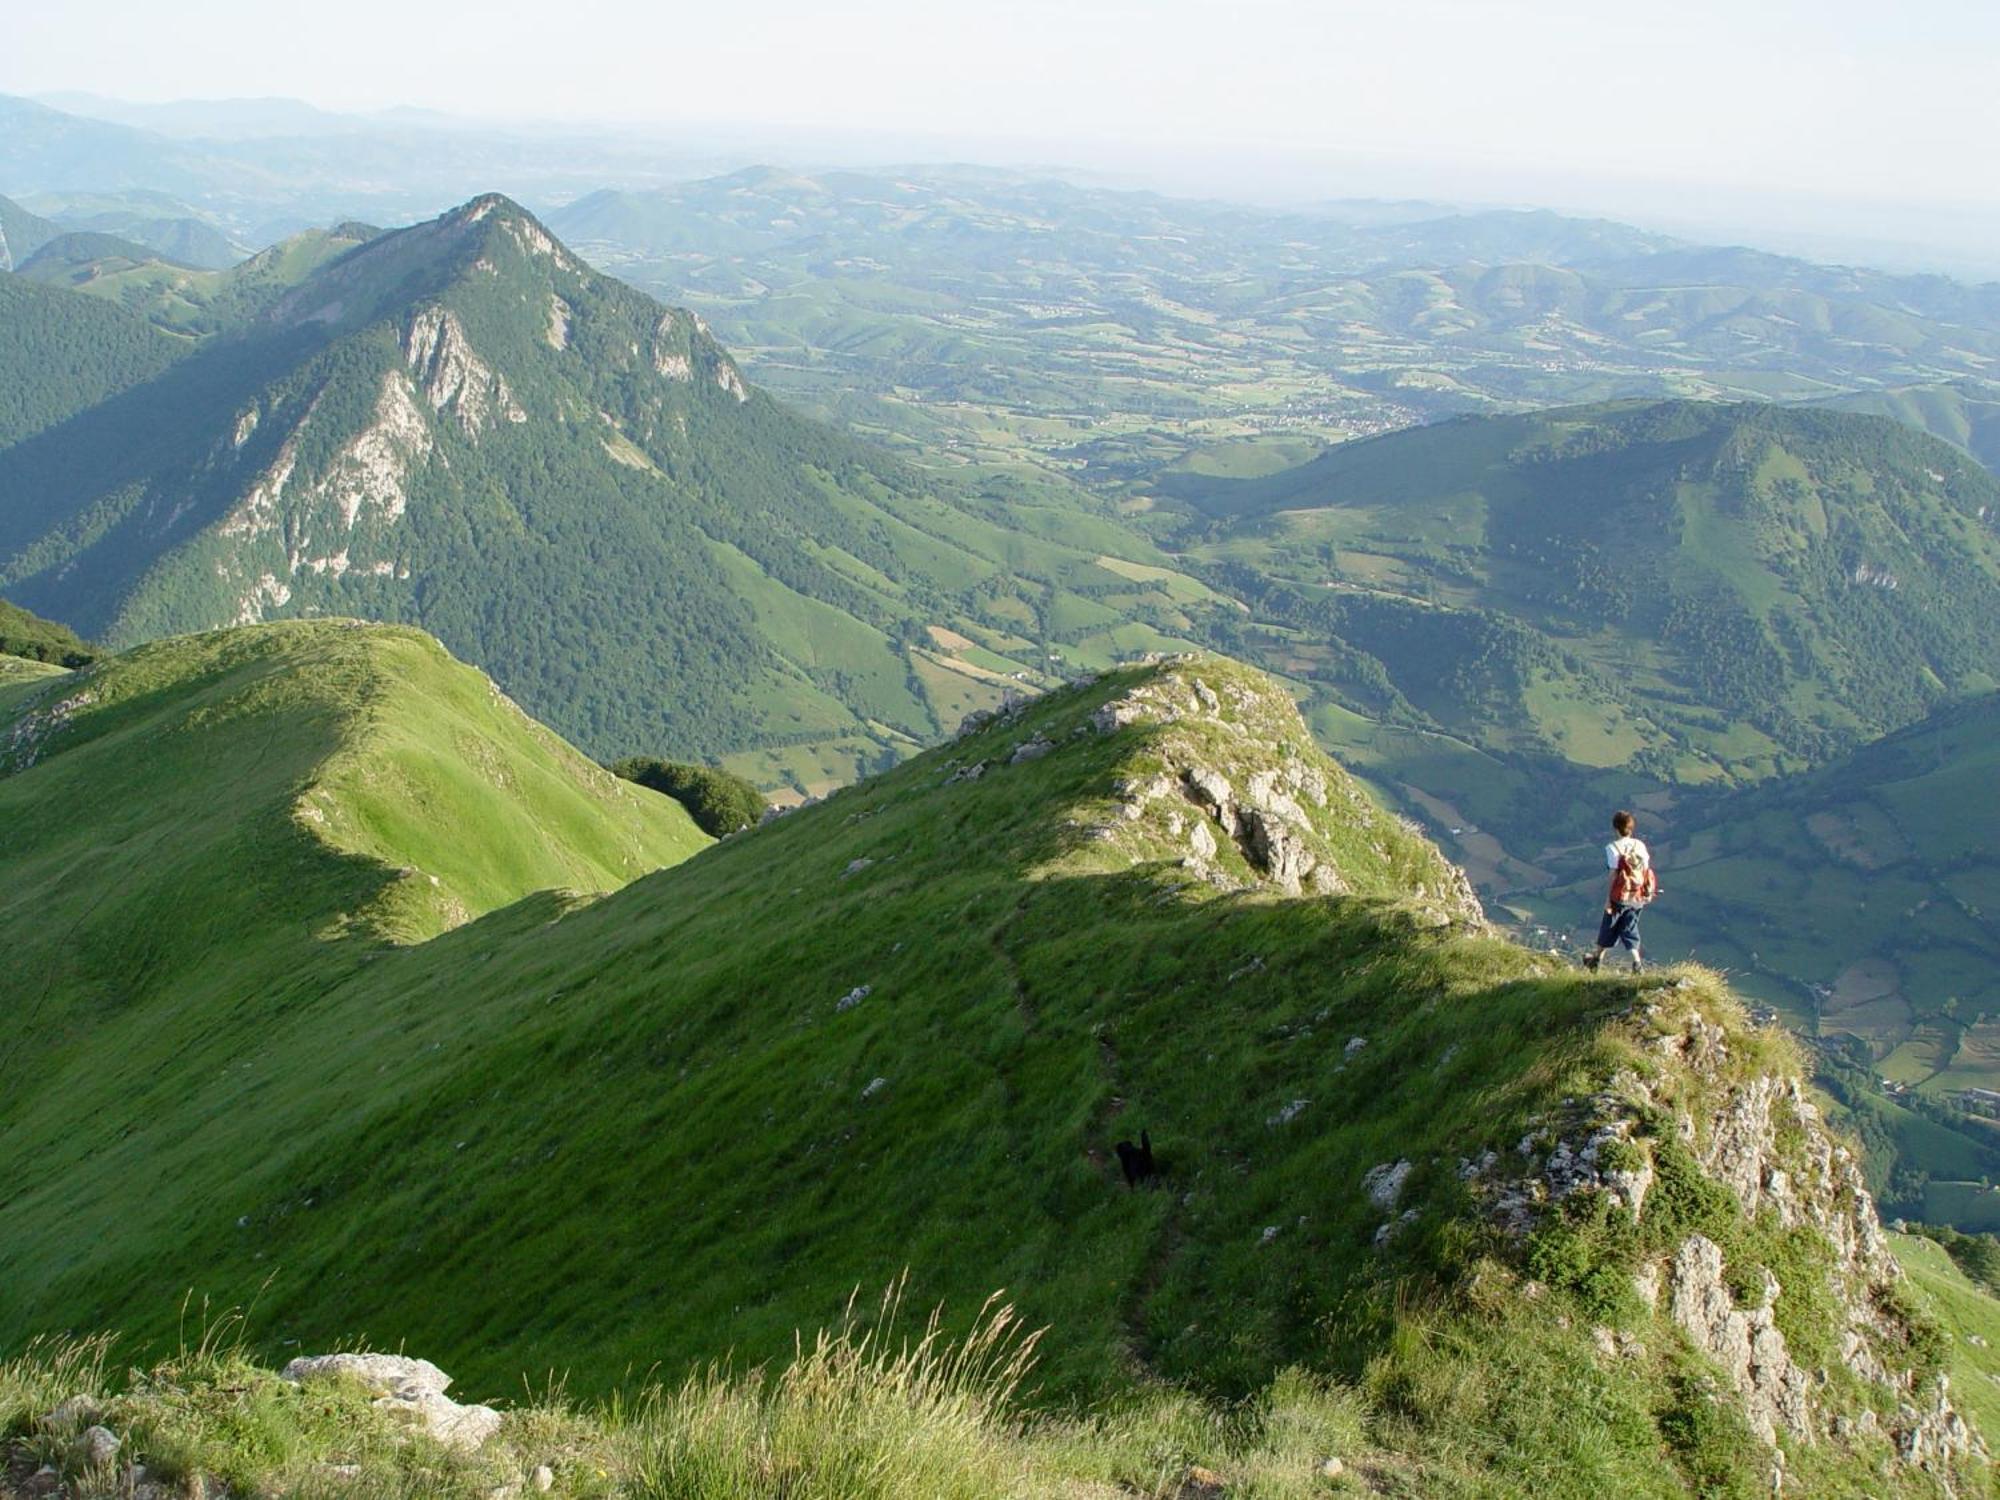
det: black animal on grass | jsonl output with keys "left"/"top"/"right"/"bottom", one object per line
{"left": 1115, "top": 1130, "right": 1157, "bottom": 1187}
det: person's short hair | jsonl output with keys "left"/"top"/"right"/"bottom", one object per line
{"left": 1611, "top": 809, "right": 1636, "bottom": 835}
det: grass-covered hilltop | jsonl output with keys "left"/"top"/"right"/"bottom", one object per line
{"left": 3, "top": 623, "right": 1996, "bottom": 1496}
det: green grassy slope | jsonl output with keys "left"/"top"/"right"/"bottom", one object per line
{"left": 0, "top": 597, "right": 97, "bottom": 666}
{"left": 1, "top": 640, "right": 1984, "bottom": 1495}
{"left": 1891, "top": 1231, "right": 2000, "bottom": 1447}
{"left": 0, "top": 619, "right": 707, "bottom": 1103}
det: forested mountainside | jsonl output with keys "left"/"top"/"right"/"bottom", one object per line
{"left": 0, "top": 195, "right": 1220, "bottom": 790}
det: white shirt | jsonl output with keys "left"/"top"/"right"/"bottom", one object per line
{"left": 1606, "top": 836, "right": 1650, "bottom": 871}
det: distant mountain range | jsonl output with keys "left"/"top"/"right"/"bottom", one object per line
{"left": 540, "top": 166, "right": 2000, "bottom": 494}
{"left": 9, "top": 88, "right": 2000, "bottom": 490}
{"left": 0, "top": 195, "right": 1222, "bottom": 789}
{"left": 1819, "top": 378, "right": 2000, "bottom": 475}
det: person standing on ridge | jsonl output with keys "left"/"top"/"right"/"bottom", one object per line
{"left": 1585, "top": 809, "right": 1657, "bottom": 972}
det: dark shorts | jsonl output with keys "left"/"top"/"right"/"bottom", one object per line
{"left": 1597, "top": 903, "right": 1644, "bottom": 952}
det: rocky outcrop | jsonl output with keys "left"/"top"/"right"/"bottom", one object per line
{"left": 405, "top": 307, "right": 526, "bottom": 435}
{"left": 1460, "top": 992, "right": 1978, "bottom": 1479}
{"left": 2, "top": 686, "right": 98, "bottom": 774}
{"left": 1669, "top": 1233, "right": 1815, "bottom": 1444}
{"left": 1086, "top": 666, "right": 1483, "bottom": 919}
{"left": 281, "top": 1353, "right": 503, "bottom": 1453}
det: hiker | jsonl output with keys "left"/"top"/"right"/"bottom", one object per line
{"left": 1585, "top": 809, "right": 1657, "bottom": 973}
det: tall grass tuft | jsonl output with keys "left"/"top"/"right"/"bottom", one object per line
{"left": 622, "top": 1278, "right": 1044, "bottom": 1499}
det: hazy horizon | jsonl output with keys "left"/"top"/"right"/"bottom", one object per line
{"left": 6, "top": 0, "right": 2000, "bottom": 278}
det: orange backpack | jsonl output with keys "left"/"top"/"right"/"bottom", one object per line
{"left": 1610, "top": 850, "right": 1657, "bottom": 907}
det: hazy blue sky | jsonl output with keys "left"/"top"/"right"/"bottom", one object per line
{"left": 7, "top": 0, "right": 1997, "bottom": 211}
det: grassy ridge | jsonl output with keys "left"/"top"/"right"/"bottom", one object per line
{"left": 0, "top": 620, "right": 706, "bottom": 1100}
{"left": 1, "top": 1247, "right": 1988, "bottom": 1499}
{"left": 1, "top": 633, "right": 1990, "bottom": 1494}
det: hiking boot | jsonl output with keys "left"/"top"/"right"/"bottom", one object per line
{"left": 1582, "top": 952, "right": 1600, "bottom": 972}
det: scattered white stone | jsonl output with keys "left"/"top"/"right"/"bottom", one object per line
{"left": 1363, "top": 1159, "right": 1411, "bottom": 1209}
{"left": 1260, "top": 1225, "right": 1281, "bottom": 1244}
{"left": 835, "top": 985, "right": 871, "bottom": 1013}
{"left": 1373, "top": 1208, "right": 1420, "bottom": 1247}
{"left": 41, "top": 1395, "right": 102, "bottom": 1430}
{"left": 1344, "top": 1036, "right": 1368, "bottom": 1056}
{"left": 80, "top": 1426, "right": 120, "bottom": 1467}
{"left": 1092, "top": 698, "right": 1147, "bottom": 733}
{"left": 1009, "top": 737, "right": 1053, "bottom": 763}
{"left": 1267, "top": 1099, "right": 1311, "bottom": 1126}
{"left": 531, "top": 1465, "right": 555, "bottom": 1492}
{"left": 861, "top": 1077, "right": 888, "bottom": 1100}
{"left": 841, "top": 857, "right": 874, "bottom": 878}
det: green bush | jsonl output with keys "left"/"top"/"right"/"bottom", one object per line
{"left": 1873, "top": 1281, "right": 1953, "bottom": 1384}
{"left": 0, "top": 598, "right": 98, "bottom": 668}
{"left": 1656, "top": 1371, "right": 1764, "bottom": 1500}
{"left": 610, "top": 757, "right": 767, "bottom": 837}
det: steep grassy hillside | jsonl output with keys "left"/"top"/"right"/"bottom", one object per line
{"left": 0, "top": 620, "right": 707, "bottom": 1102}
{"left": 0, "top": 640, "right": 1984, "bottom": 1495}
{"left": 0, "top": 194, "right": 1215, "bottom": 791}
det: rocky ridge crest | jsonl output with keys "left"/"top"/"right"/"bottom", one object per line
{"left": 947, "top": 655, "right": 1485, "bottom": 923}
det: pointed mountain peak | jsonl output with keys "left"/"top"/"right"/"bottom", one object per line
{"left": 447, "top": 191, "right": 533, "bottom": 230}
{"left": 268, "top": 192, "right": 586, "bottom": 331}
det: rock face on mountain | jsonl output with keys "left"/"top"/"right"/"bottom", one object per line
{"left": 1454, "top": 987, "right": 1978, "bottom": 1483}
{"left": 1063, "top": 659, "right": 1483, "bottom": 918}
